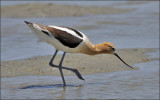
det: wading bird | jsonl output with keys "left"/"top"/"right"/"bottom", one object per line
{"left": 24, "top": 21, "right": 134, "bottom": 86}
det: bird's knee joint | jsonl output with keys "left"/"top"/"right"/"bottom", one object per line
{"left": 73, "top": 69, "right": 78, "bottom": 72}
{"left": 49, "top": 62, "right": 52, "bottom": 66}
{"left": 49, "top": 62, "right": 55, "bottom": 67}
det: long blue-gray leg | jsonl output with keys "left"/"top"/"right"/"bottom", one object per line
{"left": 49, "top": 50, "right": 84, "bottom": 86}
{"left": 58, "top": 52, "right": 66, "bottom": 86}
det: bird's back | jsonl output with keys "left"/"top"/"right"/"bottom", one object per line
{"left": 26, "top": 22, "right": 91, "bottom": 53}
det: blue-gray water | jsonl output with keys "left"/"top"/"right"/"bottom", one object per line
{"left": 1, "top": 1, "right": 159, "bottom": 99}
{"left": 1, "top": 57, "right": 159, "bottom": 99}
{"left": 1, "top": 1, "right": 159, "bottom": 61}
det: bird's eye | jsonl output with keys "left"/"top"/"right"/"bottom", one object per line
{"left": 109, "top": 46, "right": 115, "bottom": 51}
{"left": 112, "top": 47, "right": 115, "bottom": 51}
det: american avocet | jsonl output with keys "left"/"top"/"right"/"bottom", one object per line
{"left": 24, "top": 21, "right": 134, "bottom": 86}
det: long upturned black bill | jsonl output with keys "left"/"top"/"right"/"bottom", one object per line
{"left": 114, "top": 53, "right": 134, "bottom": 69}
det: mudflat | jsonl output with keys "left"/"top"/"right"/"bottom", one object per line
{"left": 1, "top": 3, "right": 135, "bottom": 18}
{"left": 1, "top": 48, "right": 157, "bottom": 78}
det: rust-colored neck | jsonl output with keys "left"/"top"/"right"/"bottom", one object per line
{"left": 93, "top": 44, "right": 112, "bottom": 54}
{"left": 80, "top": 42, "right": 112, "bottom": 55}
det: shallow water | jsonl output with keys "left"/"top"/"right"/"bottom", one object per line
{"left": 1, "top": 50, "right": 159, "bottom": 99}
{"left": 1, "top": 57, "right": 159, "bottom": 99}
{"left": 1, "top": 1, "right": 159, "bottom": 99}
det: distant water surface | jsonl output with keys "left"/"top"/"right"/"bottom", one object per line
{"left": 1, "top": 1, "right": 159, "bottom": 61}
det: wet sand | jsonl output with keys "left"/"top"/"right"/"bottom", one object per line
{"left": 1, "top": 3, "right": 135, "bottom": 18}
{"left": 1, "top": 2, "right": 158, "bottom": 78}
{"left": 1, "top": 48, "right": 157, "bottom": 78}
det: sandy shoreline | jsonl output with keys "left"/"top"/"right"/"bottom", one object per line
{"left": 1, "top": 2, "right": 158, "bottom": 78}
{"left": 1, "top": 3, "right": 135, "bottom": 18}
{"left": 1, "top": 48, "right": 158, "bottom": 78}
